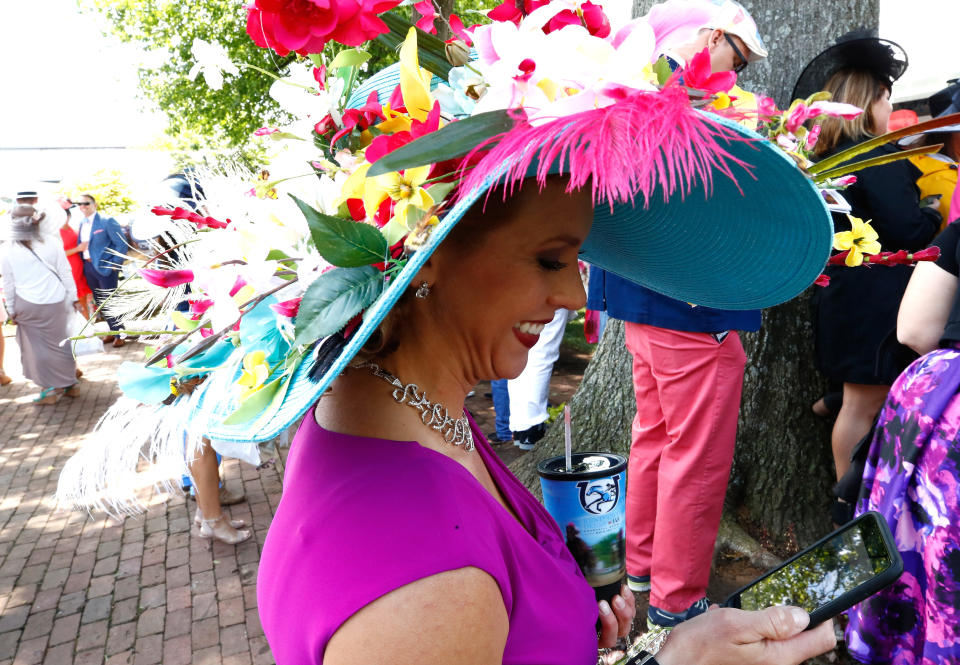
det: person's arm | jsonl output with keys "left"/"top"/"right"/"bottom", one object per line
{"left": 106, "top": 218, "right": 129, "bottom": 261}
{"left": 64, "top": 242, "right": 88, "bottom": 257}
{"left": 1, "top": 252, "right": 16, "bottom": 320}
{"left": 324, "top": 567, "right": 509, "bottom": 665}
{"left": 654, "top": 606, "right": 836, "bottom": 665}
{"left": 897, "top": 261, "right": 957, "bottom": 355}
{"left": 52, "top": 244, "right": 78, "bottom": 304}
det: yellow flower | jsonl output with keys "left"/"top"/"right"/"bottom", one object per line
{"left": 833, "top": 215, "right": 881, "bottom": 267}
{"left": 237, "top": 350, "right": 270, "bottom": 401}
{"left": 399, "top": 27, "right": 434, "bottom": 122}
{"left": 367, "top": 165, "right": 435, "bottom": 229}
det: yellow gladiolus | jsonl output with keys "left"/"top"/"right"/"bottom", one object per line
{"left": 399, "top": 27, "right": 434, "bottom": 122}
{"left": 833, "top": 215, "right": 882, "bottom": 267}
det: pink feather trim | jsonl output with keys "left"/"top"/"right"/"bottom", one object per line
{"left": 460, "top": 86, "right": 756, "bottom": 210}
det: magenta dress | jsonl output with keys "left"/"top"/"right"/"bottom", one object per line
{"left": 258, "top": 412, "right": 599, "bottom": 664}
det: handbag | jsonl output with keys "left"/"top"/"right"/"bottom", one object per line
{"left": 67, "top": 312, "right": 104, "bottom": 356}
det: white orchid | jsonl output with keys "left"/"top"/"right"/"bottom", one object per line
{"left": 269, "top": 64, "right": 345, "bottom": 122}
{"left": 187, "top": 39, "right": 239, "bottom": 91}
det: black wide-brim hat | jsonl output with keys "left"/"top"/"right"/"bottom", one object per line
{"left": 792, "top": 29, "right": 908, "bottom": 102}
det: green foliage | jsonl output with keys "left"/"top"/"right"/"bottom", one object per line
{"left": 57, "top": 169, "right": 138, "bottom": 215}
{"left": 292, "top": 195, "right": 388, "bottom": 267}
{"left": 294, "top": 266, "right": 384, "bottom": 345}
{"left": 81, "top": 0, "right": 295, "bottom": 154}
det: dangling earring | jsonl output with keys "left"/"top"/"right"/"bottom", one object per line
{"left": 415, "top": 282, "right": 431, "bottom": 299}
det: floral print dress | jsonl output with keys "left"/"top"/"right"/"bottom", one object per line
{"left": 846, "top": 347, "right": 960, "bottom": 664}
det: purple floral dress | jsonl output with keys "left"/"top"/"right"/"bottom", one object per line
{"left": 846, "top": 346, "right": 960, "bottom": 664}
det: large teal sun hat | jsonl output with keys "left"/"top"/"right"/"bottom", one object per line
{"left": 204, "top": 67, "right": 832, "bottom": 443}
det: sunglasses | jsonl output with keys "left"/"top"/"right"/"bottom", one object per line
{"left": 76, "top": 202, "right": 93, "bottom": 206}
{"left": 724, "top": 33, "right": 749, "bottom": 74}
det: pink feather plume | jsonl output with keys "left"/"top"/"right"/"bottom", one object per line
{"left": 460, "top": 86, "right": 756, "bottom": 210}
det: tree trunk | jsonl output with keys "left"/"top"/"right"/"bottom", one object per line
{"left": 512, "top": 0, "right": 880, "bottom": 550}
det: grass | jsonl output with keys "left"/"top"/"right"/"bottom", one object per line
{"left": 561, "top": 309, "right": 597, "bottom": 356}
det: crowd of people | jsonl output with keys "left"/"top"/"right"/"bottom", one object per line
{"left": 5, "top": 0, "right": 960, "bottom": 664}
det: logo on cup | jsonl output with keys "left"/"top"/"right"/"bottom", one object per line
{"left": 576, "top": 475, "right": 620, "bottom": 515}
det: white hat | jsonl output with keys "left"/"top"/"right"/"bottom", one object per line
{"left": 702, "top": 0, "right": 768, "bottom": 61}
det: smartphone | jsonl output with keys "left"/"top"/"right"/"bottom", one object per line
{"left": 723, "top": 511, "right": 902, "bottom": 628}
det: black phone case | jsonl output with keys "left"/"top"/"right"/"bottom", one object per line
{"left": 722, "top": 511, "right": 903, "bottom": 629}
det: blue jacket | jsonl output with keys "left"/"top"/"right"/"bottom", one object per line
{"left": 586, "top": 267, "right": 761, "bottom": 334}
{"left": 585, "top": 51, "right": 761, "bottom": 334}
{"left": 84, "top": 213, "right": 127, "bottom": 276}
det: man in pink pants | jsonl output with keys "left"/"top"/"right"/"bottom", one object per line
{"left": 587, "top": 0, "right": 768, "bottom": 628}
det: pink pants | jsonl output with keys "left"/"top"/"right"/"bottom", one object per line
{"left": 624, "top": 322, "right": 746, "bottom": 612}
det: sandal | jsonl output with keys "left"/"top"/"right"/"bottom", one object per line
{"left": 0, "top": 371, "right": 11, "bottom": 387}
{"left": 198, "top": 514, "right": 251, "bottom": 545}
{"left": 33, "top": 387, "right": 65, "bottom": 405}
{"left": 194, "top": 507, "right": 247, "bottom": 529}
{"left": 65, "top": 383, "right": 80, "bottom": 398}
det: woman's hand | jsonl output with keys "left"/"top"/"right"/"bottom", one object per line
{"left": 598, "top": 584, "right": 635, "bottom": 648}
{"left": 72, "top": 301, "right": 83, "bottom": 313}
{"left": 654, "top": 606, "right": 836, "bottom": 665}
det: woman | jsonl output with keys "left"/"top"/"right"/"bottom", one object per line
{"left": 800, "top": 34, "right": 941, "bottom": 483}
{"left": 1, "top": 205, "right": 80, "bottom": 403}
{"left": 843, "top": 221, "right": 960, "bottom": 663}
{"left": 257, "top": 175, "right": 837, "bottom": 665}
{"left": 58, "top": 200, "right": 93, "bottom": 319}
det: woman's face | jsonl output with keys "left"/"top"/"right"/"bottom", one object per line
{"left": 870, "top": 88, "right": 892, "bottom": 135}
{"left": 423, "top": 180, "right": 593, "bottom": 382}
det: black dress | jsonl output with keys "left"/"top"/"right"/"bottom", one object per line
{"left": 812, "top": 138, "right": 941, "bottom": 385}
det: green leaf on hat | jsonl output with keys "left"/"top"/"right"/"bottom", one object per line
{"left": 809, "top": 111, "right": 960, "bottom": 175}
{"left": 294, "top": 266, "right": 383, "bottom": 346}
{"left": 367, "top": 109, "right": 517, "bottom": 177}
{"left": 329, "top": 48, "right": 372, "bottom": 70}
{"left": 308, "top": 54, "right": 325, "bottom": 69}
{"left": 221, "top": 375, "right": 285, "bottom": 426}
{"left": 377, "top": 11, "right": 452, "bottom": 79}
{"left": 813, "top": 143, "right": 945, "bottom": 183}
{"left": 292, "top": 194, "right": 388, "bottom": 267}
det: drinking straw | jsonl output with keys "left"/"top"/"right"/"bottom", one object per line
{"left": 564, "top": 405, "right": 573, "bottom": 472}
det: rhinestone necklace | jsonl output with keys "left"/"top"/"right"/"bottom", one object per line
{"left": 360, "top": 362, "right": 475, "bottom": 451}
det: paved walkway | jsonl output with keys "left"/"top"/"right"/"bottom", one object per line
{"left": 0, "top": 328, "right": 282, "bottom": 665}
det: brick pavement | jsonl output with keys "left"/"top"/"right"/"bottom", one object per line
{"left": 0, "top": 327, "right": 282, "bottom": 665}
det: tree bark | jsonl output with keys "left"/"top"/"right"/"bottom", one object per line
{"left": 512, "top": 0, "right": 880, "bottom": 550}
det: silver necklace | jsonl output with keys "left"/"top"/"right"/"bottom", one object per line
{"left": 360, "top": 362, "right": 475, "bottom": 451}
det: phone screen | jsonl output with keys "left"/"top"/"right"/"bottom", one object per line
{"left": 738, "top": 515, "right": 895, "bottom": 613}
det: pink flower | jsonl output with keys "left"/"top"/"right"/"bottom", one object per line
{"left": 487, "top": 0, "right": 548, "bottom": 25}
{"left": 805, "top": 124, "right": 821, "bottom": 151}
{"left": 254, "top": 127, "right": 280, "bottom": 136}
{"left": 229, "top": 276, "right": 249, "bottom": 298}
{"left": 776, "top": 133, "right": 798, "bottom": 152}
{"left": 151, "top": 206, "right": 175, "bottom": 217}
{"left": 514, "top": 58, "right": 536, "bottom": 83}
{"left": 270, "top": 297, "right": 303, "bottom": 318}
{"left": 912, "top": 247, "right": 941, "bottom": 262}
{"left": 785, "top": 102, "right": 810, "bottom": 133}
{"left": 808, "top": 100, "right": 863, "bottom": 120}
{"left": 189, "top": 299, "right": 215, "bottom": 316}
{"left": 413, "top": 0, "right": 437, "bottom": 34}
{"left": 246, "top": 0, "right": 400, "bottom": 56}
{"left": 139, "top": 268, "right": 195, "bottom": 288}
{"left": 835, "top": 175, "right": 858, "bottom": 187}
{"left": 448, "top": 14, "right": 473, "bottom": 45}
{"left": 757, "top": 96, "right": 778, "bottom": 120}
{"left": 682, "top": 49, "right": 736, "bottom": 94}
{"left": 312, "top": 64, "right": 327, "bottom": 90}
{"left": 814, "top": 273, "right": 830, "bottom": 287}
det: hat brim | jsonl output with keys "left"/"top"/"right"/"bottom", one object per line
{"left": 204, "top": 109, "right": 831, "bottom": 443}
{"left": 792, "top": 37, "right": 907, "bottom": 102}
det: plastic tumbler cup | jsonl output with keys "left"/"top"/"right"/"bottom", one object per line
{"left": 537, "top": 452, "right": 627, "bottom": 602}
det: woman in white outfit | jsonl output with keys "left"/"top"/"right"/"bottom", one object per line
{"left": 1, "top": 206, "right": 80, "bottom": 404}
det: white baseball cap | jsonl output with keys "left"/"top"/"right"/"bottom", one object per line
{"left": 702, "top": 0, "right": 768, "bottom": 61}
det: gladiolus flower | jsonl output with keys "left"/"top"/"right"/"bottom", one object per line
{"left": 805, "top": 124, "right": 821, "bottom": 151}
{"left": 312, "top": 65, "right": 327, "bottom": 90}
{"left": 189, "top": 299, "right": 214, "bottom": 316}
{"left": 785, "top": 102, "right": 810, "bottom": 133}
{"left": 254, "top": 127, "right": 281, "bottom": 136}
{"left": 682, "top": 49, "right": 736, "bottom": 94}
{"left": 911, "top": 247, "right": 941, "bottom": 262}
{"left": 270, "top": 298, "right": 303, "bottom": 318}
{"left": 414, "top": 0, "right": 437, "bottom": 34}
{"left": 448, "top": 14, "right": 473, "bottom": 45}
{"left": 487, "top": 0, "right": 549, "bottom": 25}
{"left": 139, "top": 268, "right": 195, "bottom": 288}
{"left": 808, "top": 100, "right": 863, "bottom": 120}
{"left": 834, "top": 175, "right": 858, "bottom": 187}
{"left": 833, "top": 216, "right": 881, "bottom": 267}
{"left": 814, "top": 274, "right": 830, "bottom": 287}
{"left": 757, "top": 96, "right": 778, "bottom": 120}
